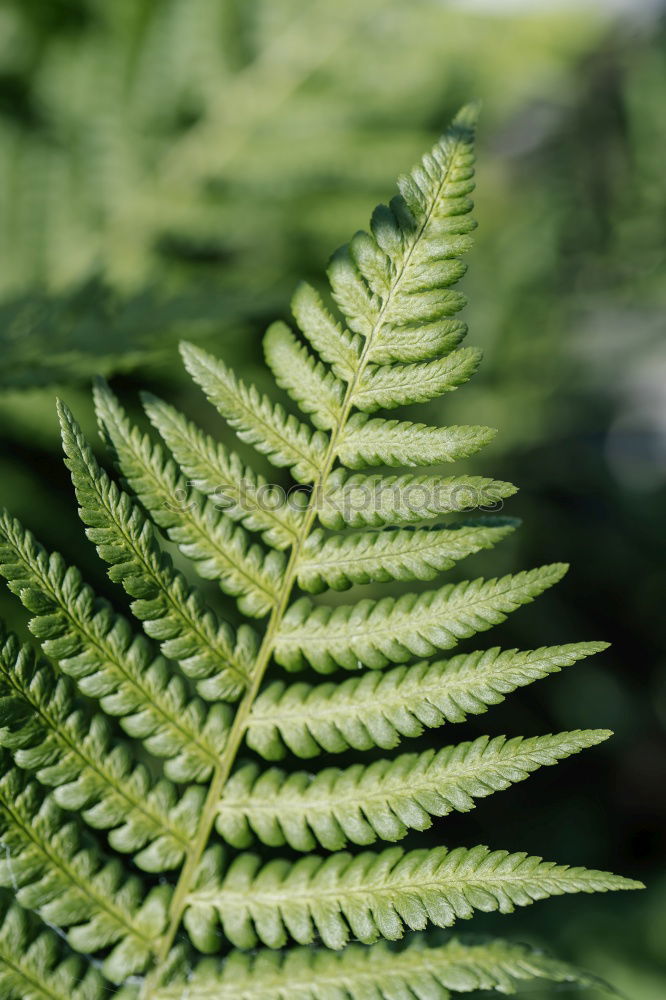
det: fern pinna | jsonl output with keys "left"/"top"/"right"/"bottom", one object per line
{"left": 0, "top": 105, "right": 641, "bottom": 1000}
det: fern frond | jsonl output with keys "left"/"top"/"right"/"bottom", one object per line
{"left": 0, "top": 896, "right": 118, "bottom": 1000}
{"left": 58, "top": 400, "right": 254, "bottom": 700}
{"left": 318, "top": 470, "right": 517, "bottom": 529}
{"left": 153, "top": 936, "right": 611, "bottom": 1000}
{"left": 0, "top": 512, "right": 227, "bottom": 781}
{"left": 247, "top": 642, "right": 608, "bottom": 759}
{"left": 0, "top": 627, "right": 199, "bottom": 872}
{"left": 185, "top": 843, "right": 641, "bottom": 951}
{"left": 353, "top": 348, "right": 482, "bottom": 412}
{"left": 181, "top": 343, "right": 328, "bottom": 483}
{"left": 217, "top": 731, "right": 610, "bottom": 852}
{"left": 275, "top": 565, "right": 568, "bottom": 672}
{"left": 0, "top": 760, "right": 168, "bottom": 981}
{"left": 0, "top": 107, "right": 640, "bottom": 994}
{"left": 298, "top": 519, "right": 517, "bottom": 592}
{"left": 94, "top": 380, "right": 284, "bottom": 622}
{"left": 337, "top": 415, "right": 496, "bottom": 469}
{"left": 142, "top": 393, "right": 304, "bottom": 550}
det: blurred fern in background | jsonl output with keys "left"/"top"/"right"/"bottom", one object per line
{"left": 0, "top": 0, "right": 603, "bottom": 298}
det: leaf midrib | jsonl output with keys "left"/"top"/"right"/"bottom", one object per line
{"left": 249, "top": 660, "right": 542, "bottom": 728}
{"left": 358, "top": 351, "right": 475, "bottom": 401}
{"left": 190, "top": 864, "right": 615, "bottom": 908}
{"left": 280, "top": 573, "right": 555, "bottom": 646}
{"left": 303, "top": 525, "right": 496, "bottom": 572}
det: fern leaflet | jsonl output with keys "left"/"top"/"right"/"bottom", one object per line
{"left": 247, "top": 642, "right": 610, "bottom": 759}
{"left": 0, "top": 896, "right": 119, "bottom": 1000}
{"left": 185, "top": 843, "right": 637, "bottom": 951}
{"left": 216, "top": 730, "right": 611, "bottom": 851}
{"left": 153, "top": 936, "right": 612, "bottom": 1000}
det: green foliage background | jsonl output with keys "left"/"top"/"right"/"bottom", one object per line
{"left": 0, "top": 0, "right": 663, "bottom": 994}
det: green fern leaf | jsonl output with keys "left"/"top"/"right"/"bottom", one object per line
{"left": 337, "top": 414, "right": 496, "bottom": 468}
{"left": 298, "top": 519, "right": 517, "bottom": 592}
{"left": 368, "top": 316, "right": 468, "bottom": 365}
{"left": 290, "top": 282, "right": 363, "bottom": 381}
{"left": 142, "top": 392, "right": 304, "bottom": 550}
{"left": 247, "top": 642, "right": 608, "bottom": 759}
{"left": 152, "top": 936, "right": 613, "bottom": 1000}
{"left": 185, "top": 843, "right": 641, "bottom": 951}
{"left": 0, "top": 512, "right": 228, "bottom": 781}
{"left": 0, "top": 896, "right": 121, "bottom": 1000}
{"left": 58, "top": 399, "right": 255, "bottom": 698}
{"left": 181, "top": 343, "right": 328, "bottom": 483}
{"left": 0, "top": 759, "right": 168, "bottom": 981}
{"left": 275, "top": 565, "right": 568, "bottom": 672}
{"left": 0, "top": 626, "right": 199, "bottom": 872}
{"left": 264, "top": 321, "right": 346, "bottom": 430}
{"left": 216, "top": 731, "right": 610, "bottom": 851}
{"left": 94, "top": 381, "right": 284, "bottom": 621}
{"left": 318, "top": 469, "right": 517, "bottom": 529}
{"left": 353, "top": 347, "right": 482, "bottom": 412}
